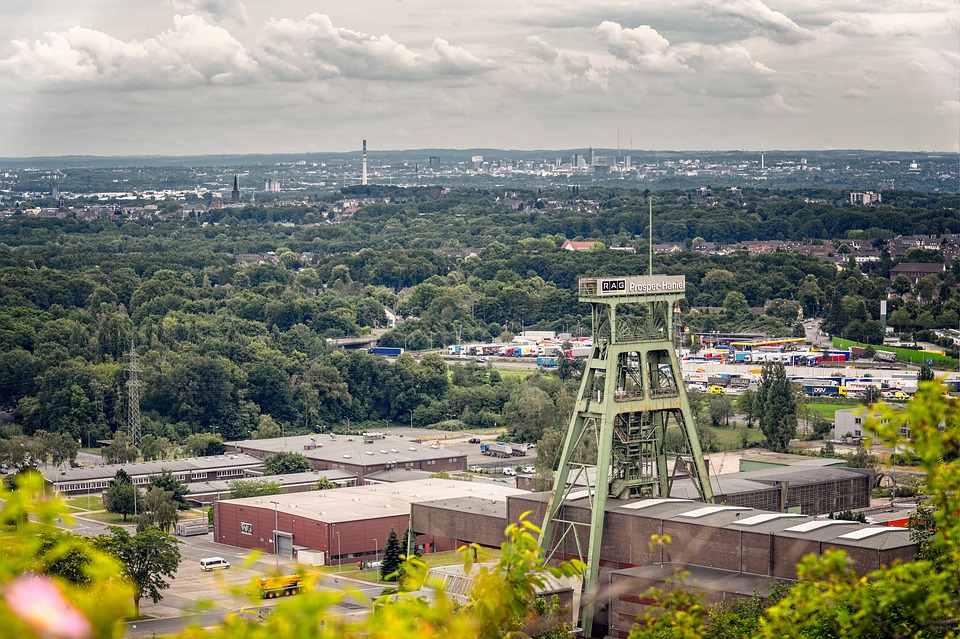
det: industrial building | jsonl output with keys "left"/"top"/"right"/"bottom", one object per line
{"left": 42, "top": 454, "right": 265, "bottom": 497}
{"left": 413, "top": 493, "right": 915, "bottom": 638}
{"left": 184, "top": 468, "right": 357, "bottom": 504}
{"left": 213, "top": 478, "right": 525, "bottom": 566}
{"left": 670, "top": 459, "right": 873, "bottom": 515}
{"left": 228, "top": 433, "right": 468, "bottom": 483}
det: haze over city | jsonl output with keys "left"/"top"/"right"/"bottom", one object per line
{"left": 0, "top": 0, "right": 957, "bottom": 157}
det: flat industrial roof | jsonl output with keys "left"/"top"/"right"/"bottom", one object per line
{"left": 228, "top": 434, "right": 468, "bottom": 465}
{"left": 611, "top": 562, "right": 781, "bottom": 598}
{"left": 185, "top": 469, "right": 357, "bottom": 495}
{"left": 222, "top": 478, "right": 526, "bottom": 524}
{"left": 43, "top": 453, "right": 265, "bottom": 483}
{"left": 514, "top": 492, "right": 914, "bottom": 551}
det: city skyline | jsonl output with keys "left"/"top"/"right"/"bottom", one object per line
{"left": 0, "top": 1, "right": 957, "bottom": 157}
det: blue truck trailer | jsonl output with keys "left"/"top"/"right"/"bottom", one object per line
{"left": 370, "top": 346, "right": 404, "bottom": 357}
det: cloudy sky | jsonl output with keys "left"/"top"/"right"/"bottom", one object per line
{"left": 0, "top": 0, "right": 957, "bottom": 157}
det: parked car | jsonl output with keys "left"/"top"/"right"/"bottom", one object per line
{"left": 521, "top": 466, "right": 535, "bottom": 474}
{"left": 468, "top": 465, "right": 484, "bottom": 473}
{"left": 502, "top": 467, "right": 517, "bottom": 476}
{"left": 468, "top": 437, "right": 481, "bottom": 444}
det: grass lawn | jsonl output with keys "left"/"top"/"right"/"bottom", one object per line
{"left": 708, "top": 426, "right": 766, "bottom": 449}
{"left": 497, "top": 369, "right": 537, "bottom": 380}
{"left": 64, "top": 495, "right": 103, "bottom": 511}
{"left": 81, "top": 511, "right": 135, "bottom": 525}
{"left": 805, "top": 403, "right": 849, "bottom": 421}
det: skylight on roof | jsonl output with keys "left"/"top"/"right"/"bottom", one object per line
{"left": 784, "top": 520, "right": 851, "bottom": 533}
{"left": 677, "top": 506, "right": 750, "bottom": 518}
{"left": 836, "top": 527, "right": 902, "bottom": 540}
{"left": 620, "top": 498, "right": 693, "bottom": 510}
{"left": 732, "top": 513, "right": 805, "bottom": 526}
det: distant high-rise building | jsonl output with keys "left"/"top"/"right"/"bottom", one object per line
{"left": 623, "top": 155, "right": 632, "bottom": 169}
{"left": 264, "top": 179, "right": 281, "bottom": 192}
{"left": 850, "top": 191, "right": 882, "bottom": 205}
{"left": 231, "top": 175, "right": 240, "bottom": 203}
{"left": 362, "top": 140, "right": 368, "bottom": 186}
{"left": 588, "top": 147, "right": 595, "bottom": 166}
{"left": 471, "top": 155, "right": 483, "bottom": 170}
{"left": 429, "top": 156, "right": 441, "bottom": 171}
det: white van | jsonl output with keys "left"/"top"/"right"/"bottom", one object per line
{"left": 502, "top": 467, "right": 517, "bottom": 476}
{"left": 200, "top": 557, "right": 231, "bottom": 571}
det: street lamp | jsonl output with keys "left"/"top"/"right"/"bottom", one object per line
{"left": 374, "top": 538, "right": 379, "bottom": 583}
{"left": 269, "top": 500, "right": 279, "bottom": 569}
{"left": 336, "top": 530, "right": 342, "bottom": 573}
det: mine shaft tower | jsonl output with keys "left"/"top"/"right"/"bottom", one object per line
{"left": 540, "top": 274, "right": 713, "bottom": 636}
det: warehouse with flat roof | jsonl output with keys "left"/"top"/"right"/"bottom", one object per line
{"left": 227, "top": 433, "right": 468, "bottom": 483}
{"left": 213, "top": 478, "right": 525, "bottom": 567}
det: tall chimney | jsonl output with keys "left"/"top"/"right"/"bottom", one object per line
{"left": 362, "top": 139, "right": 368, "bottom": 186}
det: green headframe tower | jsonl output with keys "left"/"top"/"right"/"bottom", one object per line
{"left": 539, "top": 274, "right": 713, "bottom": 636}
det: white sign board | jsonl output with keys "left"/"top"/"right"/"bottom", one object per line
{"left": 594, "top": 275, "right": 685, "bottom": 296}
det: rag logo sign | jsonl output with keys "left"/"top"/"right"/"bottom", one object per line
{"left": 601, "top": 279, "right": 626, "bottom": 293}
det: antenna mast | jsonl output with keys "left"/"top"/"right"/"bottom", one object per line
{"left": 126, "top": 342, "right": 142, "bottom": 447}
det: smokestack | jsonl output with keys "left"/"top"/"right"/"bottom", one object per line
{"left": 362, "top": 139, "right": 368, "bottom": 186}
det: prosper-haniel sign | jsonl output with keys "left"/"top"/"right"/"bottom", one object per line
{"left": 596, "top": 275, "right": 685, "bottom": 296}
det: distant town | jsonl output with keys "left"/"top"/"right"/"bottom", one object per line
{"left": 1, "top": 149, "right": 957, "bottom": 212}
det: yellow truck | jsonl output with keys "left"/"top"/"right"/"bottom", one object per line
{"left": 258, "top": 574, "right": 306, "bottom": 599}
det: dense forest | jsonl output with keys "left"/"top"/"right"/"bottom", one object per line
{"left": 1, "top": 186, "right": 958, "bottom": 465}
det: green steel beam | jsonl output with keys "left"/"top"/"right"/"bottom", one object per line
{"left": 540, "top": 275, "right": 713, "bottom": 637}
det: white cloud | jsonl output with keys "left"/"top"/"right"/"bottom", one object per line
{"left": 0, "top": 15, "right": 257, "bottom": 88}
{"left": 170, "top": 0, "right": 250, "bottom": 27}
{"left": 937, "top": 100, "right": 960, "bottom": 115}
{"left": 596, "top": 21, "right": 689, "bottom": 72}
{"left": 760, "top": 92, "right": 801, "bottom": 114}
{"left": 258, "top": 13, "right": 493, "bottom": 82}
{"left": 704, "top": 0, "right": 809, "bottom": 42}
{"left": 0, "top": 1, "right": 956, "bottom": 154}
{"left": 431, "top": 38, "right": 496, "bottom": 75}
{"left": 843, "top": 87, "right": 870, "bottom": 99}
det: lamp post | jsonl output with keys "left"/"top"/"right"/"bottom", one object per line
{"left": 336, "top": 530, "right": 341, "bottom": 573}
{"left": 374, "top": 538, "right": 379, "bottom": 583}
{"left": 269, "top": 500, "right": 279, "bottom": 569}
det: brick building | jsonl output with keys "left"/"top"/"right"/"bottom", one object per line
{"left": 470, "top": 495, "right": 914, "bottom": 637}
{"left": 213, "top": 478, "right": 524, "bottom": 567}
